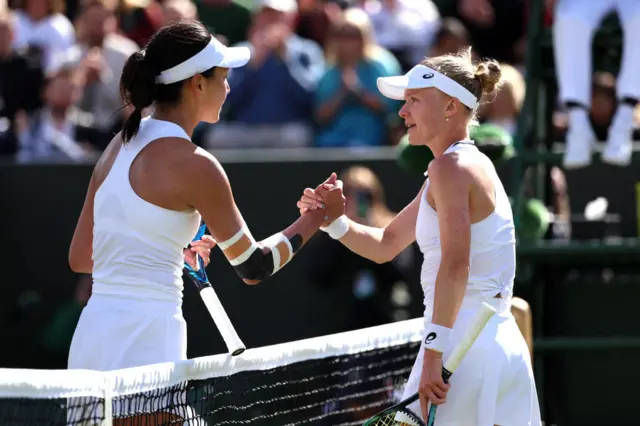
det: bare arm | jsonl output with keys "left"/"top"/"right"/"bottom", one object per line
{"left": 184, "top": 150, "right": 338, "bottom": 284}
{"left": 68, "top": 172, "right": 97, "bottom": 273}
{"left": 307, "top": 183, "right": 424, "bottom": 264}
{"left": 428, "top": 157, "right": 472, "bottom": 329}
{"left": 315, "top": 89, "right": 348, "bottom": 124}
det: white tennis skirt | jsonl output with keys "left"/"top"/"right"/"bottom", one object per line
{"left": 67, "top": 293, "right": 191, "bottom": 425}
{"left": 68, "top": 293, "right": 187, "bottom": 371}
{"left": 401, "top": 296, "right": 542, "bottom": 426}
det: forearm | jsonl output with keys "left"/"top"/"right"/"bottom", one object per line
{"left": 357, "top": 91, "right": 386, "bottom": 113}
{"left": 332, "top": 218, "right": 391, "bottom": 264}
{"left": 315, "top": 90, "right": 347, "bottom": 124}
{"left": 226, "top": 209, "right": 325, "bottom": 284}
{"left": 431, "top": 261, "right": 470, "bottom": 328}
{"left": 266, "top": 208, "right": 326, "bottom": 252}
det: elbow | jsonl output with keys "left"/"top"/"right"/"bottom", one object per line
{"left": 373, "top": 235, "right": 400, "bottom": 264}
{"left": 372, "top": 254, "right": 391, "bottom": 264}
{"left": 69, "top": 253, "right": 90, "bottom": 274}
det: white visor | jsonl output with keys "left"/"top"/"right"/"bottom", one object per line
{"left": 377, "top": 64, "right": 479, "bottom": 110}
{"left": 156, "top": 36, "right": 251, "bottom": 85}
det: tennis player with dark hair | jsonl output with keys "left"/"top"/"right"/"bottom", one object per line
{"left": 298, "top": 48, "right": 541, "bottom": 425}
{"left": 68, "top": 20, "right": 343, "bottom": 374}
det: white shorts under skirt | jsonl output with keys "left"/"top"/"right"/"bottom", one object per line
{"left": 401, "top": 297, "right": 542, "bottom": 426}
{"left": 67, "top": 293, "right": 191, "bottom": 424}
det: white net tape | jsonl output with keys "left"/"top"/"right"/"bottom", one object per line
{"left": 0, "top": 318, "right": 424, "bottom": 425}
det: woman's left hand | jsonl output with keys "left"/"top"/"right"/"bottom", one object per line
{"left": 184, "top": 235, "right": 217, "bottom": 270}
{"left": 418, "top": 350, "right": 450, "bottom": 420}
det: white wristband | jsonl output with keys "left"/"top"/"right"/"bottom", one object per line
{"left": 423, "top": 323, "right": 452, "bottom": 353}
{"left": 320, "top": 215, "right": 349, "bottom": 239}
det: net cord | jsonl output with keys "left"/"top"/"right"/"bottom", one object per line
{"left": 0, "top": 318, "right": 424, "bottom": 400}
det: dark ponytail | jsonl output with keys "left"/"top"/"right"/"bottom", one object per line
{"left": 120, "top": 51, "right": 157, "bottom": 143}
{"left": 118, "top": 21, "right": 216, "bottom": 143}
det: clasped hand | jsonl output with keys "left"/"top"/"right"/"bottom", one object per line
{"left": 296, "top": 172, "right": 346, "bottom": 226}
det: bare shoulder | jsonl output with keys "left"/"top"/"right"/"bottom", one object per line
{"left": 93, "top": 133, "right": 123, "bottom": 185}
{"left": 427, "top": 152, "right": 472, "bottom": 187}
{"left": 167, "top": 143, "right": 231, "bottom": 194}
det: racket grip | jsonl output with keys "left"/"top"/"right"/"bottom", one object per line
{"left": 199, "top": 286, "right": 246, "bottom": 356}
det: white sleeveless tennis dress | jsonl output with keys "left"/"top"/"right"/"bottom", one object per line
{"left": 68, "top": 117, "right": 201, "bottom": 372}
{"left": 401, "top": 141, "right": 541, "bottom": 425}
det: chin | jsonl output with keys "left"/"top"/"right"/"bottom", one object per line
{"left": 204, "top": 113, "right": 221, "bottom": 124}
{"left": 407, "top": 131, "right": 425, "bottom": 146}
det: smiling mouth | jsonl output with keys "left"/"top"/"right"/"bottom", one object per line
{"left": 406, "top": 124, "right": 416, "bottom": 130}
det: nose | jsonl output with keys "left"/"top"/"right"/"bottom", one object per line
{"left": 225, "top": 79, "right": 230, "bottom": 94}
{"left": 398, "top": 102, "right": 409, "bottom": 119}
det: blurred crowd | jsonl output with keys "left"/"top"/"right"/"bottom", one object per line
{"left": 0, "top": 0, "right": 535, "bottom": 162}
{"left": 0, "top": 0, "right": 639, "bottom": 166}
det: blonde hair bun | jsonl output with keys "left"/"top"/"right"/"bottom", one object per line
{"left": 474, "top": 59, "right": 503, "bottom": 97}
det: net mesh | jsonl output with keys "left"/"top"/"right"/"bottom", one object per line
{"left": 0, "top": 318, "right": 423, "bottom": 426}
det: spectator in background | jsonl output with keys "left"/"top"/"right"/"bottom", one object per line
{"left": 194, "top": 0, "right": 251, "bottom": 47}
{"left": 0, "top": 11, "right": 44, "bottom": 155}
{"left": 428, "top": 17, "right": 469, "bottom": 57}
{"left": 10, "top": 0, "right": 75, "bottom": 69}
{"left": 118, "top": 0, "right": 164, "bottom": 48}
{"left": 304, "top": 165, "right": 420, "bottom": 332}
{"left": 74, "top": 0, "right": 138, "bottom": 147}
{"left": 553, "top": 0, "right": 640, "bottom": 168}
{"left": 206, "top": 0, "right": 325, "bottom": 148}
{"left": 294, "top": 0, "right": 345, "bottom": 50}
{"left": 477, "top": 63, "right": 525, "bottom": 136}
{"left": 162, "top": 0, "right": 198, "bottom": 24}
{"left": 454, "top": 0, "right": 526, "bottom": 64}
{"left": 16, "top": 47, "right": 98, "bottom": 162}
{"left": 360, "top": 0, "right": 441, "bottom": 72}
{"left": 314, "top": 8, "right": 398, "bottom": 148}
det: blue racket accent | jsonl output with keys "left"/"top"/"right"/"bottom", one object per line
{"left": 184, "top": 221, "right": 210, "bottom": 289}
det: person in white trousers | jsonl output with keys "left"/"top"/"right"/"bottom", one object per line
{"left": 553, "top": 0, "right": 640, "bottom": 168}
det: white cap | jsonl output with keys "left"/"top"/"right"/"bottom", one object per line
{"left": 259, "top": 0, "right": 297, "bottom": 13}
{"left": 377, "top": 64, "right": 479, "bottom": 110}
{"left": 156, "top": 36, "right": 250, "bottom": 85}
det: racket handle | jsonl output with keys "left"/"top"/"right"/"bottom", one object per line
{"left": 199, "top": 286, "right": 246, "bottom": 356}
{"left": 425, "top": 302, "right": 497, "bottom": 425}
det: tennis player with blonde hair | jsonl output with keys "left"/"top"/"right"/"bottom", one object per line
{"left": 299, "top": 48, "right": 541, "bottom": 425}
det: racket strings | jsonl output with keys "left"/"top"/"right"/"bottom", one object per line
{"left": 372, "top": 412, "right": 421, "bottom": 426}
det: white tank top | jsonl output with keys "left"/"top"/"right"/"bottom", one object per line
{"left": 91, "top": 117, "right": 201, "bottom": 304}
{"left": 416, "top": 141, "right": 516, "bottom": 315}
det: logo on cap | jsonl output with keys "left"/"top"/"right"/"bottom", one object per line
{"left": 423, "top": 73, "right": 434, "bottom": 79}
{"left": 424, "top": 332, "right": 437, "bottom": 345}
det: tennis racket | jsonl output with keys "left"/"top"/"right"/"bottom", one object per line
{"left": 184, "top": 221, "right": 246, "bottom": 356}
{"left": 362, "top": 302, "right": 497, "bottom": 426}
{"left": 425, "top": 302, "right": 497, "bottom": 425}
{"left": 362, "top": 393, "right": 424, "bottom": 426}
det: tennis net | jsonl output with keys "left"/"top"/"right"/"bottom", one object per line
{"left": 0, "top": 318, "right": 423, "bottom": 426}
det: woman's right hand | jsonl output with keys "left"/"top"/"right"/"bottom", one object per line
{"left": 297, "top": 187, "right": 325, "bottom": 215}
{"left": 297, "top": 172, "right": 338, "bottom": 214}
{"left": 297, "top": 173, "right": 346, "bottom": 225}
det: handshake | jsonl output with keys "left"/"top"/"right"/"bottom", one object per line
{"left": 297, "top": 172, "right": 346, "bottom": 227}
